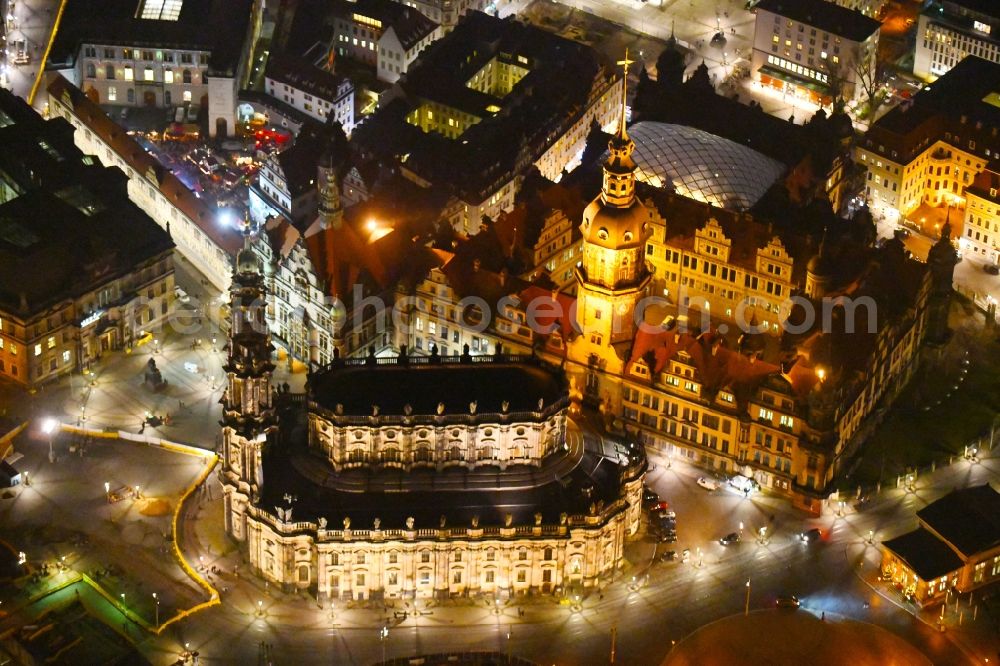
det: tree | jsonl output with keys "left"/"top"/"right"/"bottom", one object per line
{"left": 853, "top": 56, "right": 885, "bottom": 119}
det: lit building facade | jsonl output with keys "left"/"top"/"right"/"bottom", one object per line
{"left": 46, "top": 0, "right": 264, "bottom": 137}
{"left": 645, "top": 215, "right": 796, "bottom": 335}
{"left": 264, "top": 54, "right": 355, "bottom": 131}
{"left": 961, "top": 163, "right": 1000, "bottom": 263}
{"left": 0, "top": 88, "right": 174, "bottom": 387}
{"left": 47, "top": 75, "right": 243, "bottom": 291}
{"left": 856, "top": 57, "right": 1000, "bottom": 223}
{"left": 914, "top": 0, "right": 1000, "bottom": 81}
{"left": 331, "top": 0, "right": 441, "bottom": 84}
{"left": 751, "top": 0, "right": 880, "bottom": 105}
{"left": 221, "top": 241, "right": 646, "bottom": 600}
{"left": 392, "top": 0, "right": 486, "bottom": 32}
{"left": 881, "top": 484, "right": 1000, "bottom": 606}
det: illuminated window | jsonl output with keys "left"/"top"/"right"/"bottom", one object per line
{"left": 62, "top": 350, "right": 71, "bottom": 363}
{"left": 34, "top": 344, "right": 41, "bottom": 356}
{"left": 820, "top": 51, "right": 827, "bottom": 59}
{"left": 758, "top": 408, "right": 773, "bottom": 421}
{"left": 139, "top": 0, "right": 184, "bottom": 20}
{"left": 47, "top": 336, "right": 55, "bottom": 349}
{"left": 183, "top": 90, "right": 191, "bottom": 102}
{"left": 779, "top": 415, "right": 794, "bottom": 428}
{"left": 124, "top": 67, "right": 134, "bottom": 81}
{"left": 164, "top": 69, "right": 173, "bottom": 84}
{"left": 144, "top": 67, "right": 154, "bottom": 81}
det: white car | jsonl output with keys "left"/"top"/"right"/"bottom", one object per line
{"left": 696, "top": 477, "right": 720, "bottom": 491}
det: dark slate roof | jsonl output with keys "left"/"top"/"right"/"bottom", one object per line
{"left": 882, "top": 528, "right": 965, "bottom": 581}
{"left": 265, "top": 52, "right": 352, "bottom": 103}
{"left": 756, "top": 0, "right": 881, "bottom": 41}
{"left": 273, "top": 122, "right": 346, "bottom": 199}
{"left": 917, "top": 484, "right": 1000, "bottom": 557}
{"left": 0, "top": 88, "right": 174, "bottom": 315}
{"left": 47, "top": 0, "right": 255, "bottom": 76}
{"left": 333, "top": 0, "right": 439, "bottom": 51}
{"left": 256, "top": 402, "right": 638, "bottom": 530}
{"left": 863, "top": 58, "right": 1000, "bottom": 164}
{"left": 352, "top": 11, "right": 610, "bottom": 203}
{"left": 309, "top": 355, "right": 568, "bottom": 417}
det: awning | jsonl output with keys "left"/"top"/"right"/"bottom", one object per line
{"left": 759, "top": 65, "right": 831, "bottom": 95}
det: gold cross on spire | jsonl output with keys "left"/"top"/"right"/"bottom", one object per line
{"left": 617, "top": 49, "right": 635, "bottom": 75}
{"left": 616, "top": 49, "right": 634, "bottom": 140}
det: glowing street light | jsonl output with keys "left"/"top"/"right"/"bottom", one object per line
{"left": 153, "top": 592, "right": 159, "bottom": 626}
{"left": 816, "top": 366, "right": 826, "bottom": 382}
{"left": 744, "top": 578, "right": 751, "bottom": 616}
{"left": 42, "top": 418, "right": 57, "bottom": 463}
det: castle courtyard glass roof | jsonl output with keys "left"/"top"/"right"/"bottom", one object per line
{"left": 624, "top": 122, "right": 786, "bottom": 211}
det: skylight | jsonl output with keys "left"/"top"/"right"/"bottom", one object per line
{"left": 138, "top": 0, "right": 184, "bottom": 21}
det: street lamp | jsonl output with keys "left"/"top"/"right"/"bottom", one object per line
{"left": 134, "top": 485, "right": 141, "bottom": 500}
{"left": 758, "top": 526, "right": 767, "bottom": 544}
{"left": 380, "top": 626, "right": 389, "bottom": 663}
{"left": 152, "top": 592, "right": 159, "bottom": 627}
{"left": 42, "top": 418, "right": 57, "bottom": 463}
{"left": 257, "top": 600, "right": 263, "bottom": 617}
{"left": 744, "top": 578, "right": 751, "bottom": 616}
{"left": 867, "top": 530, "right": 875, "bottom": 545}
{"left": 104, "top": 481, "right": 110, "bottom": 501}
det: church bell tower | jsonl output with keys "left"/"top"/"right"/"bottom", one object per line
{"left": 572, "top": 50, "right": 652, "bottom": 377}
{"left": 221, "top": 218, "right": 277, "bottom": 542}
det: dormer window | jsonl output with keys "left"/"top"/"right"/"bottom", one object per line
{"left": 623, "top": 231, "right": 633, "bottom": 242}
{"left": 597, "top": 228, "right": 609, "bottom": 241}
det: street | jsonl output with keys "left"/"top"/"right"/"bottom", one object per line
{"left": 1, "top": 0, "right": 59, "bottom": 102}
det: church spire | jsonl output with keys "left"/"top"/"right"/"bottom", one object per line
{"left": 615, "top": 49, "right": 634, "bottom": 142}
{"left": 318, "top": 152, "right": 343, "bottom": 230}
{"left": 601, "top": 50, "right": 638, "bottom": 208}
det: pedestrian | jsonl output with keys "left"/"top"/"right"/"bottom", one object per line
{"left": 821, "top": 611, "right": 825, "bottom": 621}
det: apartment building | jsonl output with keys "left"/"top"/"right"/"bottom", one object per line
{"left": 752, "top": 0, "right": 880, "bottom": 105}
{"left": 914, "top": 0, "right": 1000, "bottom": 81}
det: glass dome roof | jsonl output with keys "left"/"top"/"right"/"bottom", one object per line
{"left": 623, "top": 122, "right": 786, "bottom": 211}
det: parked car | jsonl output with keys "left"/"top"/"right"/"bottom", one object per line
{"left": 651, "top": 502, "right": 672, "bottom": 514}
{"left": 729, "top": 474, "right": 760, "bottom": 494}
{"left": 658, "top": 532, "right": 678, "bottom": 543}
{"left": 697, "top": 477, "right": 720, "bottom": 491}
{"left": 798, "top": 528, "right": 822, "bottom": 543}
{"left": 776, "top": 595, "right": 800, "bottom": 608}
{"left": 719, "top": 532, "right": 741, "bottom": 546}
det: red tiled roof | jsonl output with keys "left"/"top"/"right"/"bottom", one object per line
{"left": 303, "top": 219, "right": 388, "bottom": 300}
{"left": 628, "top": 327, "right": 781, "bottom": 397}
